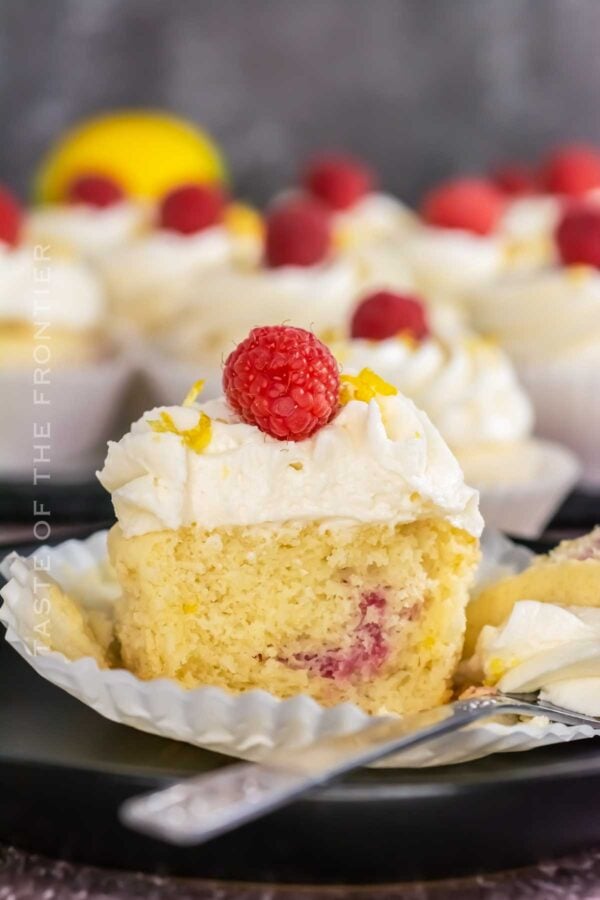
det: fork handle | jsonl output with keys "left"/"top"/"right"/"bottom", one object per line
{"left": 120, "top": 695, "right": 530, "bottom": 845}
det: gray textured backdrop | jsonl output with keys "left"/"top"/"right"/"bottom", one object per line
{"left": 2, "top": 0, "right": 600, "bottom": 204}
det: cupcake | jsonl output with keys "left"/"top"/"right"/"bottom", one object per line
{"left": 100, "top": 183, "right": 262, "bottom": 335}
{"left": 0, "top": 185, "right": 130, "bottom": 477}
{"left": 98, "top": 326, "right": 481, "bottom": 716}
{"left": 466, "top": 598, "right": 600, "bottom": 716}
{"left": 0, "top": 186, "right": 107, "bottom": 366}
{"left": 463, "top": 527, "right": 600, "bottom": 713}
{"left": 147, "top": 198, "right": 361, "bottom": 401}
{"left": 284, "top": 153, "right": 416, "bottom": 291}
{"left": 492, "top": 144, "right": 600, "bottom": 271}
{"left": 399, "top": 178, "right": 508, "bottom": 301}
{"left": 26, "top": 173, "right": 149, "bottom": 263}
{"left": 329, "top": 290, "right": 579, "bottom": 536}
{"left": 469, "top": 201, "right": 600, "bottom": 486}
{"left": 465, "top": 527, "right": 600, "bottom": 658}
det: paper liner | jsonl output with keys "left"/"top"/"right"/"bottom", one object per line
{"left": 1, "top": 529, "right": 598, "bottom": 767}
{"left": 0, "top": 351, "right": 133, "bottom": 480}
{"left": 517, "top": 360, "right": 600, "bottom": 489}
{"left": 474, "top": 440, "right": 581, "bottom": 538}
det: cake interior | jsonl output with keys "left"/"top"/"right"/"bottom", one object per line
{"left": 109, "top": 518, "right": 479, "bottom": 716}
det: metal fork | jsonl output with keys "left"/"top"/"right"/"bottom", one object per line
{"left": 120, "top": 693, "right": 600, "bottom": 846}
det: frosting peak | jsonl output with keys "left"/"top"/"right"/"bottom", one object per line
{"left": 98, "top": 393, "right": 482, "bottom": 539}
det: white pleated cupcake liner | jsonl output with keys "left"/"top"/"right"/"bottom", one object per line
{"left": 517, "top": 361, "right": 600, "bottom": 490}
{"left": 474, "top": 440, "right": 581, "bottom": 538}
{"left": 1, "top": 528, "right": 598, "bottom": 767}
{"left": 0, "top": 352, "right": 135, "bottom": 481}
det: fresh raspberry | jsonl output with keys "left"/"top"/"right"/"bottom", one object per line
{"left": 555, "top": 203, "right": 600, "bottom": 268}
{"left": 541, "top": 144, "right": 600, "bottom": 197}
{"left": 67, "top": 173, "right": 125, "bottom": 208}
{"left": 491, "top": 163, "right": 538, "bottom": 196}
{"left": 159, "top": 183, "right": 226, "bottom": 235}
{"left": 223, "top": 325, "right": 340, "bottom": 441}
{"left": 303, "top": 153, "right": 374, "bottom": 211}
{"left": 0, "top": 186, "right": 23, "bottom": 246}
{"left": 264, "top": 199, "right": 331, "bottom": 268}
{"left": 421, "top": 177, "right": 506, "bottom": 235}
{"left": 351, "top": 291, "right": 430, "bottom": 342}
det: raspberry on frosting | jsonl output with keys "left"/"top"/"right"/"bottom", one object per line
{"left": 351, "top": 290, "right": 430, "bottom": 342}
{"left": 223, "top": 325, "right": 340, "bottom": 441}
{"left": 264, "top": 199, "right": 332, "bottom": 268}
{"left": 541, "top": 144, "right": 600, "bottom": 197}
{"left": 491, "top": 163, "right": 538, "bottom": 196}
{"left": 67, "top": 173, "right": 126, "bottom": 208}
{"left": 421, "top": 177, "right": 506, "bottom": 235}
{"left": 555, "top": 203, "right": 600, "bottom": 268}
{"left": 303, "top": 153, "right": 374, "bottom": 211}
{"left": 0, "top": 185, "right": 23, "bottom": 247}
{"left": 159, "top": 183, "right": 226, "bottom": 235}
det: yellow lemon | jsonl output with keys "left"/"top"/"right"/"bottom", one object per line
{"left": 35, "top": 110, "right": 227, "bottom": 204}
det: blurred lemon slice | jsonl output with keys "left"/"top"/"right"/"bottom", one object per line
{"left": 35, "top": 110, "right": 227, "bottom": 204}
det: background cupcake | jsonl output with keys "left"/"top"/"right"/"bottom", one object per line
{"left": 469, "top": 201, "right": 600, "bottom": 488}
{"left": 145, "top": 197, "right": 362, "bottom": 403}
{"left": 330, "top": 289, "right": 580, "bottom": 535}
{"left": 99, "top": 182, "right": 261, "bottom": 336}
{"left": 0, "top": 185, "right": 131, "bottom": 478}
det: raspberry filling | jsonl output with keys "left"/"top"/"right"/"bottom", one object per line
{"left": 281, "top": 590, "right": 391, "bottom": 681}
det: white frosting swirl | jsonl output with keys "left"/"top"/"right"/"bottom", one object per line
{"left": 26, "top": 201, "right": 149, "bottom": 259}
{"left": 99, "top": 226, "right": 235, "bottom": 330}
{"left": 470, "top": 267, "right": 600, "bottom": 363}
{"left": 98, "top": 394, "right": 482, "bottom": 539}
{"left": 473, "top": 599, "right": 600, "bottom": 715}
{"left": 335, "top": 334, "right": 533, "bottom": 448}
{"left": 334, "top": 193, "right": 417, "bottom": 245}
{"left": 0, "top": 244, "right": 105, "bottom": 330}
{"left": 498, "top": 196, "right": 561, "bottom": 271}
{"left": 159, "top": 258, "right": 359, "bottom": 363}
{"left": 400, "top": 226, "right": 505, "bottom": 295}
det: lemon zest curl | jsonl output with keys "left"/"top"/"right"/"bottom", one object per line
{"left": 339, "top": 368, "right": 398, "bottom": 405}
{"left": 182, "top": 379, "right": 205, "bottom": 407}
{"left": 149, "top": 410, "right": 212, "bottom": 454}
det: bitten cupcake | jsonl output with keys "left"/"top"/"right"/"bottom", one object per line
{"left": 98, "top": 325, "right": 481, "bottom": 716}
{"left": 329, "top": 290, "right": 579, "bottom": 536}
{"left": 469, "top": 201, "right": 600, "bottom": 487}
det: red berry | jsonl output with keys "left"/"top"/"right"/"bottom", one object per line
{"left": 0, "top": 186, "right": 22, "bottom": 246}
{"left": 67, "top": 173, "right": 125, "bottom": 208}
{"left": 223, "top": 325, "right": 340, "bottom": 441}
{"left": 265, "top": 199, "right": 331, "bottom": 268}
{"left": 421, "top": 177, "right": 506, "bottom": 235}
{"left": 159, "top": 183, "right": 226, "bottom": 235}
{"left": 351, "top": 291, "right": 430, "bottom": 342}
{"left": 555, "top": 203, "right": 600, "bottom": 268}
{"left": 492, "top": 163, "right": 538, "bottom": 196}
{"left": 303, "top": 153, "right": 374, "bottom": 211}
{"left": 541, "top": 144, "right": 600, "bottom": 197}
